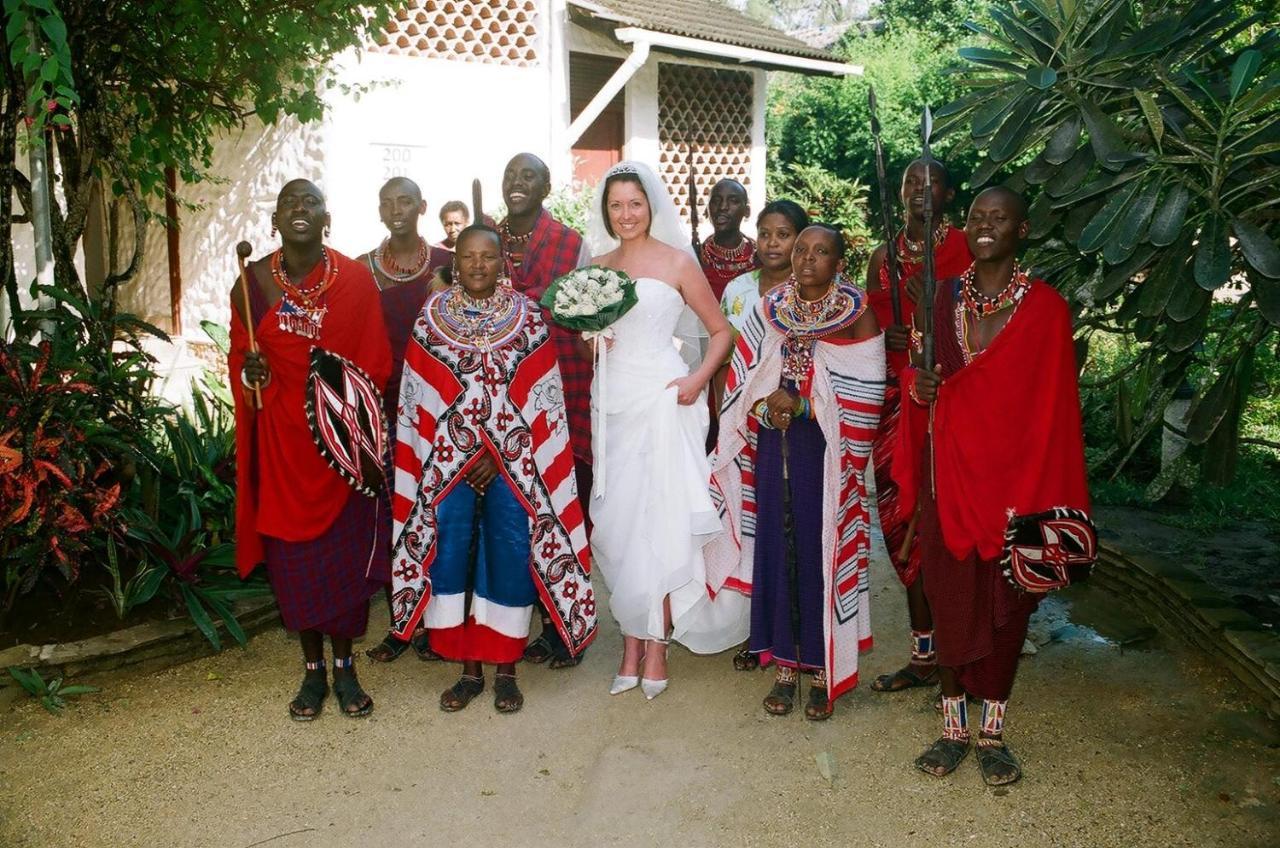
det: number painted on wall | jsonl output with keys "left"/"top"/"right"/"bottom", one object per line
{"left": 382, "top": 145, "right": 414, "bottom": 179}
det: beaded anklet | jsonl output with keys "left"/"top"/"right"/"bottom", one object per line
{"left": 942, "top": 694, "right": 970, "bottom": 742}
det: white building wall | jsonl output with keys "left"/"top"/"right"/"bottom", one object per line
{"left": 118, "top": 45, "right": 553, "bottom": 343}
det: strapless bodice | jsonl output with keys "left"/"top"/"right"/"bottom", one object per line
{"left": 608, "top": 277, "right": 685, "bottom": 359}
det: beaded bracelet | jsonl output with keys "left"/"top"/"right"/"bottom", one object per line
{"left": 241, "top": 368, "right": 271, "bottom": 391}
{"left": 752, "top": 398, "right": 774, "bottom": 428}
{"left": 906, "top": 370, "right": 926, "bottom": 406}
{"left": 910, "top": 327, "right": 924, "bottom": 354}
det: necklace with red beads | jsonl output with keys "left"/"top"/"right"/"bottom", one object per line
{"left": 701, "top": 235, "right": 755, "bottom": 278}
{"left": 768, "top": 275, "right": 865, "bottom": 384}
{"left": 897, "top": 215, "right": 949, "bottom": 264}
{"left": 959, "top": 261, "right": 1030, "bottom": 318}
{"left": 271, "top": 247, "right": 338, "bottom": 339}
{"left": 373, "top": 236, "right": 430, "bottom": 283}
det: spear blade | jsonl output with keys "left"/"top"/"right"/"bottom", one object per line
{"left": 868, "top": 85, "right": 903, "bottom": 326}
{"left": 471, "top": 178, "right": 484, "bottom": 222}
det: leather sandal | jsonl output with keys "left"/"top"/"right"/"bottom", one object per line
{"left": 288, "top": 671, "right": 328, "bottom": 721}
{"left": 493, "top": 673, "right": 524, "bottom": 714}
{"left": 332, "top": 673, "right": 373, "bottom": 718}
{"left": 365, "top": 632, "right": 412, "bottom": 663}
{"left": 871, "top": 664, "right": 939, "bottom": 692}
{"left": 977, "top": 740, "right": 1022, "bottom": 786}
{"left": 915, "top": 737, "right": 971, "bottom": 777}
{"left": 804, "top": 684, "right": 833, "bottom": 721}
{"left": 440, "top": 675, "right": 485, "bottom": 712}
{"left": 733, "top": 647, "right": 761, "bottom": 671}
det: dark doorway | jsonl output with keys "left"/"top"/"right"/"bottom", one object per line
{"left": 570, "top": 52, "right": 626, "bottom": 185}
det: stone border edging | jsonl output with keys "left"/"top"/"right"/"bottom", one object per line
{"left": 0, "top": 597, "right": 279, "bottom": 709}
{"left": 1092, "top": 541, "right": 1280, "bottom": 718}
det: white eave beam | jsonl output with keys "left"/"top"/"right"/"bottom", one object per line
{"left": 565, "top": 38, "right": 650, "bottom": 147}
{"left": 613, "top": 26, "right": 862, "bottom": 77}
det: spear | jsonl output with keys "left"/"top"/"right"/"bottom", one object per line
{"left": 687, "top": 151, "right": 701, "bottom": 256}
{"left": 920, "top": 105, "right": 937, "bottom": 372}
{"left": 868, "top": 87, "right": 904, "bottom": 327}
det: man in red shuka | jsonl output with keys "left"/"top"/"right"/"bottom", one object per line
{"left": 231, "top": 179, "right": 392, "bottom": 721}
{"left": 898, "top": 187, "right": 1090, "bottom": 786}
{"left": 865, "top": 159, "right": 971, "bottom": 696}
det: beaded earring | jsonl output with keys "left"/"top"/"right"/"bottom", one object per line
{"left": 270, "top": 221, "right": 276, "bottom": 238}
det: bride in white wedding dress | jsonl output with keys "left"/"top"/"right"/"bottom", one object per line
{"left": 586, "top": 161, "right": 748, "bottom": 700}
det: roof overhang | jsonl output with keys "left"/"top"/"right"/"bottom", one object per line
{"left": 612, "top": 26, "right": 862, "bottom": 77}
{"left": 567, "top": 1, "right": 862, "bottom": 77}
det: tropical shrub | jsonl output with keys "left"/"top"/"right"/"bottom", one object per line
{"left": 934, "top": 0, "right": 1279, "bottom": 483}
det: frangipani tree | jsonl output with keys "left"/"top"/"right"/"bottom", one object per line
{"left": 937, "top": 0, "right": 1279, "bottom": 483}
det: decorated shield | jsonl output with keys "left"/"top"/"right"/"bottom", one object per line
{"left": 1000, "top": 507, "right": 1098, "bottom": 593}
{"left": 305, "top": 347, "right": 387, "bottom": 497}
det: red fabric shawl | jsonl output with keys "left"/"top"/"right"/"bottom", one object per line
{"left": 893, "top": 280, "right": 1090, "bottom": 561}
{"left": 866, "top": 225, "right": 971, "bottom": 378}
{"left": 501, "top": 209, "right": 593, "bottom": 463}
{"left": 866, "top": 225, "right": 970, "bottom": 584}
{"left": 230, "top": 250, "right": 392, "bottom": 577}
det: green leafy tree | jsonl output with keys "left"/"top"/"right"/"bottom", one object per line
{"left": 875, "top": 0, "right": 991, "bottom": 42}
{"left": 1, "top": 0, "right": 401, "bottom": 309}
{"left": 935, "top": 0, "right": 1279, "bottom": 483}
{"left": 768, "top": 26, "right": 983, "bottom": 228}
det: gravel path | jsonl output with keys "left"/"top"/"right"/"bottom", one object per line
{"left": 1, "top": 540, "right": 1277, "bottom": 848}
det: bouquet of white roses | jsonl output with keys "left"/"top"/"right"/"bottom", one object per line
{"left": 539, "top": 265, "right": 637, "bottom": 333}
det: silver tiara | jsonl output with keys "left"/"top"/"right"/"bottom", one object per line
{"left": 605, "top": 163, "right": 640, "bottom": 177}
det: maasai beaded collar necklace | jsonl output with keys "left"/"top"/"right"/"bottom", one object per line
{"left": 955, "top": 262, "right": 1031, "bottom": 363}
{"left": 897, "top": 215, "right": 949, "bottom": 264}
{"left": 701, "top": 234, "right": 754, "bottom": 277}
{"left": 271, "top": 247, "right": 338, "bottom": 340}
{"left": 768, "top": 274, "right": 864, "bottom": 383}
{"left": 373, "top": 236, "right": 430, "bottom": 283}
{"left": 959, "top": 260, "right": 1030, "bottom": 318}
{"left": 428, "top": 284, "right": 525, "bottom": 355}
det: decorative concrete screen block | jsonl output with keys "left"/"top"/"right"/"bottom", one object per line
{"left": 658, "top": 64, "right": 754, "bottom": 223}
{"left": 370, "top": 0, "right": 540, "bottom": 66}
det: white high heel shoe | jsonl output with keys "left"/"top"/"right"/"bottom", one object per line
{"left": 641, "top": 638, "right": 670, "bottom": 700}
{"left": 610, "top": 675, "right": 639, "bottom": 695}
{"left": 640, "top": 678, "right": 668, "bottom": 700}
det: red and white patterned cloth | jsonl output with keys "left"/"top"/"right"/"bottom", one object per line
{"left": 388, "top": 290, "right": 596, "bottom": 655}
{"left": 707, "top": 304, "right": 886, "bottom": 700}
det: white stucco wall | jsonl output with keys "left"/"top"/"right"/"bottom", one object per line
{"left": 116, "top": 44, "right": 554, "bottom": 344}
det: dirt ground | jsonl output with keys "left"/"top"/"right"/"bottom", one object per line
{"left": 1, "top": 538, "right": 1278, "bottom": 848}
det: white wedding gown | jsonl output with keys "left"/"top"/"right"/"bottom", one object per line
{"left": 589, "top": 277, "right": 749, "bottom": 654}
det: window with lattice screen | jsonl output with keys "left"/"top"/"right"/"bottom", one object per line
{"left": 657, "top": 64, "right": 754, "bottom": 223}
{"left": 369, "top": 1, "right": 540, "bottom": 67}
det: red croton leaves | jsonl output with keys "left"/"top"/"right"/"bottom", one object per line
{"left": 1, "top": 342, "right": 121, "bottom": 578}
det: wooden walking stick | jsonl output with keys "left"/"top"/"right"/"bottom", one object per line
{"left": 235, "top": 241, "right": 262, "bottom": 410}
{"left": 869, "top": 87, "right": 904, "bottom": 327}
{"left": 471, "top": 178, "right": 484, "bottom": 223}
